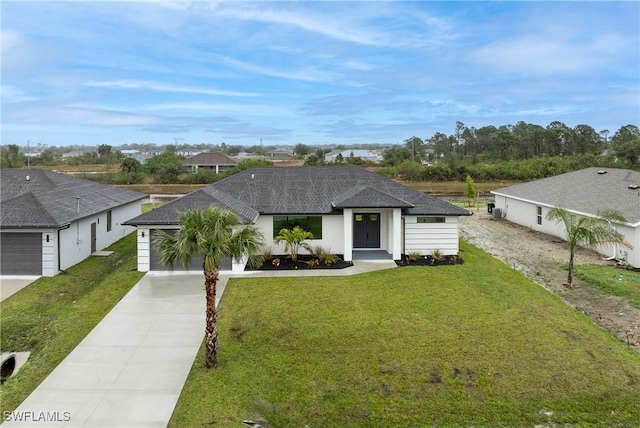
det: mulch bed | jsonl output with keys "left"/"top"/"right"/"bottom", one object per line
{"left": 395, "top": 255, "right": 464, "bottom": 267}
{"left": 247, "top": 255, "right": 353, "bottom": 271}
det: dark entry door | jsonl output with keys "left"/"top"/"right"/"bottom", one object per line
{"left": 91, "top": 223, "right": 97, "bottom": 253}
{"left": 353, "top": 213, "right": 380, "bottom": 248}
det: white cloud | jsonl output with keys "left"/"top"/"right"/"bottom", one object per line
{"left": 1, "top": 30, "right": 21, "bottom": 54}
{"left": 84, "top": 80, "right": 259, "bottom": 97}
{"left": 472, "top": 31, "right": 629, "bottom": 75}
{"left": 209, "top": 55, "right": 337, "bottom": 83}
{"left": 0, "top": 85, "right": 36, "bottom": 103}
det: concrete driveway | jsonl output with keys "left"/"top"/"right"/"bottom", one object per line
{"left": 1, "top": 277, "right": 40, "bottom": 302}
{"left": 2, "top": 273, "right": 207, "bottom": 428}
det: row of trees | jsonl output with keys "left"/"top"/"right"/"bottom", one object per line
{"left": 385, "top": 123, "right": 640, "bottom": 167}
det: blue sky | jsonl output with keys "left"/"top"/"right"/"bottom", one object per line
{"left": 2, "top": 1, "right": 638, "bottom": 148}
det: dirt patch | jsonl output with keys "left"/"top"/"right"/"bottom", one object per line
{"left": 459, "top": 211, "right": 640, "bottom": 349}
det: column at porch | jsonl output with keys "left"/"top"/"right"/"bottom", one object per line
{"left": 392, "top": 208, "right": 402, "bottom": 260}
{"left": 343, "top": 208, "right": 353, "bottom": 261}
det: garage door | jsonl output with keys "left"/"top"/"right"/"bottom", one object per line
{"left": 0, "top": 233, "right": 42, "bottom": 275}
{"left": 149, "top": 230, "right": 232, "bottom": 271}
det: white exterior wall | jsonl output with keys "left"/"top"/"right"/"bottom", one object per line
{"left": 42, "top": 229, "right": 57, "bottom": 277}
{"left": 257, "top": 214, "right": 345, "bottom": 256}
{"left": 629, "top": 225, "right": 640, "bottom": 268}
{"left": 495, "top": 195, "right": 640, "bottom": 268}
{"left": 137, "top": 227, "right": 151, "bottom": 272}
{"left": 107, "top": 201, "right": 142, "bottom": 246}
{"left": 404, "top": 216, "right": 459, "bottom": 256}
{"left": 57, "top": 201, "right": 142, "bottom": 273}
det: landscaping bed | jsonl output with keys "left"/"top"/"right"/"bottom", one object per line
{"left": 395, "top": 254, "right": 464, "bottom": 266}
{"left": 247, "top": 254, "right": 353, "bottom": 270}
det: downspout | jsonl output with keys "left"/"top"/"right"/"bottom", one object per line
{"left": 57, "top": 229, "right": 61, "bottom": 273}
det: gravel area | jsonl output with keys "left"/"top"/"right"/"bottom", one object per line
{"left": 458, "top": 209, "right": 640, "bottom": 349}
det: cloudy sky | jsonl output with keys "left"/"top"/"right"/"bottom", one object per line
{"left": 2, "top": 1, "right": 638, "bottom": 148}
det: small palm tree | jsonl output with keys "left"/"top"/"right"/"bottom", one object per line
{"left": 154, "top": 206, "right": 264, "bottom": 368}
{"left": 274, "top": 226, "right": 313, "bottom": 261}
{"left": 546, "top": 207, "right": 632, "bottom": 287}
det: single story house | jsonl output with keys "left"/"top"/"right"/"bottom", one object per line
{"left": 266, "top": 148, "right": 294, "bottom": 158}
{"left": 125, "top": 166, "right": 471, "bottom": 272}
{"left": 182, "top": 152, "right": 237, "bottom": 174}
{"left": 324, "top": 149, "right": 383, "bottom": 163}
{"left": 491, "top": 167, "right": 640, "bottom": 268}
{"left": 176, "top": 146, "right": 202, "bottom": 157}
{"left": 0, "top": 169, "right": 146, "bottom": 276}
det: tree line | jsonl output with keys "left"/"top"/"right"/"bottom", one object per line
{"left": 384, "top": 122, "right": 639, "bottom": 166}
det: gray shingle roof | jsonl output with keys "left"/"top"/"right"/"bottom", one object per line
{"left": 492, "top": 167, "right": 640, "bottom": 225}
{"left": 182, "top": 152, "right": 237, "bottom": 166}
{"left": 332, "top": 186, "right": 414, "bottom": 208}
{"left": 126, "top": 166, "right": 469, "bottom": 225}
{"left": 1, "top": 169, "right": 147, "bottom": 228}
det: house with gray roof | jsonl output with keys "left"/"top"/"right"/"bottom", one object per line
{"left": 125, "top": 166, "right": 470, "bottom": 272}
{"left": 491, "top": 167, "right": 640, "bottom": 268}
{"left": 182, "top": 152, "right": 237, "bottom": 174}
{"left": 324, "top": 149, "right": 383, "bottom": 163}
{"left": 0, "top": 169, "right": 146, "bottom": 276}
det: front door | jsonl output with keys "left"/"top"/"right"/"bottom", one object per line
{"left": 353, "top": 213, "right": 380, "bottom": 248}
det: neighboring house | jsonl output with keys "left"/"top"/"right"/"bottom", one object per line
{"left": 125, "top": 166, "right": 471, "bottom": 272}
{"left": 491, "top": 167, "right": 640, "bottom": 268}
{"left": 266, "top": 148, "right": 294, "bottom": 158}
{"left": 121, "top": 150, "right": 152, "bottom": 165}
{"left": 176, "top": 146, "right": 202, "bottom": 157}
{"left": 324, "top": 149, "right": 383, "bottom": 163}
{"left": 62, "top": 150, "right": 90, "bottom": 159}
{"left": 182, "top": 152, "right": 237, "bottom": 174}
{"left": 0, "top": 169, "right": 146, "bottom": 276}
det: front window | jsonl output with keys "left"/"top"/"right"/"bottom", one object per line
{"left": 273, "top": 215, "right": 322, "bottom": 239}
{"left": 417, "top": 217, "right": 446, "bottom": 223}
{"left": 107, "top": 210, "right": 112, "bottom": 232}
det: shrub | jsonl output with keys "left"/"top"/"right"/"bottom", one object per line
{"left": 274, "top": 227, "right": 314, "bottom": 261}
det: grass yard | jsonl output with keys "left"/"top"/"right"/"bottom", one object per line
{"left": 170, "top": 241, "right": 640, "bottom": 427}
{"left": 573, "top": 264, "right": 640, "bottom": 309}
{"left": 0, "top": 233, "right": 144, "bottom": 417}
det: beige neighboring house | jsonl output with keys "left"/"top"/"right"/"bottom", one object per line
{"left": 182, "top": 152, "right": 237, "bottom": 174}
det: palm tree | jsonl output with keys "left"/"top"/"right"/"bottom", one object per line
{"left": 546, "top": 207, "right": 632, "bottom": 287}
{"left": 274, "top": 226, "right": 313, "bottom": 261}
{"left": 154, "top": 206, "right": 264, "bottom": 368}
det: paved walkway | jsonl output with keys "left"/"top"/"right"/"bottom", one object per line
{"left": 2, "top": 260, "right": 396, "bottom": 428}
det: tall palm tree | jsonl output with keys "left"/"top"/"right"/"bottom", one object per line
{"left": 154, "top": 206, "right": 264, "bottom": 368}
{"left": 546, "top": 207, "right": 632, "bottom": 287}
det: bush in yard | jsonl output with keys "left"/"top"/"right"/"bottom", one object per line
{"left": 274, "top": 226, "right": 313, "bottom": 261}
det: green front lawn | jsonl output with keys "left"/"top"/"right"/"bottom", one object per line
{"left": 170, "top": 241, "right": 640, "bottom": 427}
{"left": 573, "top": 264, "right": 640, "bottom": 309}
{"left": 0, "top": 234, "right": 144, "bottom": 416}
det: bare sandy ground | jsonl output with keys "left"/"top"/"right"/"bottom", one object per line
{"left": 459, "top": 210, "right": 640, "bottom": 349}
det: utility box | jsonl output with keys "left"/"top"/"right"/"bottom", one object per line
{"left": 493, "top": 208, "right": 502, "bottom": 220}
